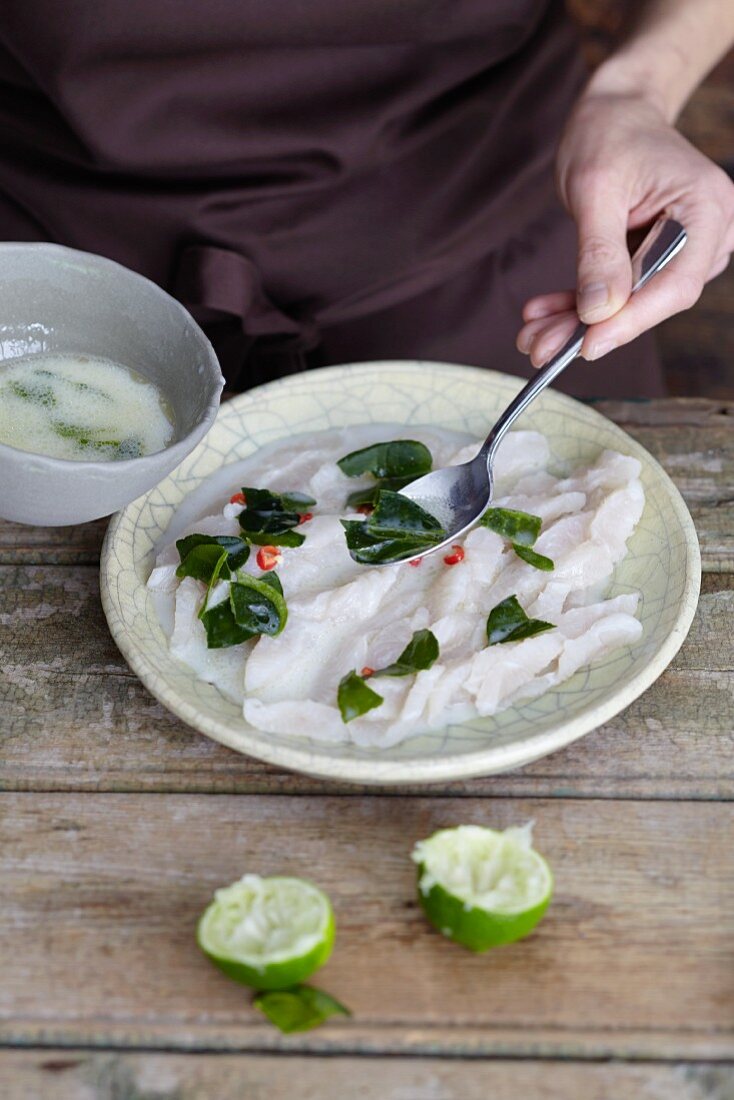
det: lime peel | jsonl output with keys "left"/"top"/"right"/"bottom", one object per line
{"left": 197, "top": 874, "right": 334, "bottom": 990}
{"left": 412, "top": 823, "right": 553, "bottom": 951}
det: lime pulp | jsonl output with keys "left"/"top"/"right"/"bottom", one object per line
{"left": 197, "top": 874, "right": 335, "bottom": 990}
{"left": 412, "top": 823, "right": 553, "bottom": 951}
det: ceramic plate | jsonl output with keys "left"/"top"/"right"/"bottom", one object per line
{"left": 101, "top": 361, "right": 700, "bottom": 784}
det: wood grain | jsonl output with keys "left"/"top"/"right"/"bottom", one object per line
{"left": 1, "top": 566, "right": 732, "bottom": 797}
{"left": 1, "top": 793, "right": 732, "bottom": 1058}
{"left": 1, "top": 1050, "right": 732, "bottom": 1100}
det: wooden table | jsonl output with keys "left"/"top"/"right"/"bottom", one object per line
{"left": 1, "top": 397, "right": 733, "bottom": 1099}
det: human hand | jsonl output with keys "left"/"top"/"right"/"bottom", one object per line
{"left": 516, "top": 86, "right": 734, "bottom": 366}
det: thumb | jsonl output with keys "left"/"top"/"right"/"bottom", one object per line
{"left": 573, "top": 188, "right": 632, "bottom": 323}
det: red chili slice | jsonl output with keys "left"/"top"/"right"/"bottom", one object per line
{"left": 229, "top": 491, "right": 246, "bottom": 505}
{"left": 408, "top": 558, "right": 422, "bottom": 567}
{"left": 256, "top": 545, "right": 282, "bottom": 571}
{"left": 298, "top": 512, "right": 314, "bottom": 524}
{"left": 443, "top": 545, "right": 465, "bottom": 566}
{"left": 361, "top": 666, "right": 375, "bottom": 678}
{"left": 357, "top": 503, "right": 374, "bottom": 516}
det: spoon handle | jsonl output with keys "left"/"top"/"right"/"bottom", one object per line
{"left": 480, "top": 215, "right": 687, "bottom": 460}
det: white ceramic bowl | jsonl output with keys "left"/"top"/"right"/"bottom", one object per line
{"left": 0, "top": 244, "right": 223, "bottom": 526}
{"left": 101, "top": 361, "right": 701, "bottom": 785}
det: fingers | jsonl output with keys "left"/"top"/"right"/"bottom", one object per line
{"left": 516, "top": 310, "right": 579, "bottom": 366}
{"left": 581, "top": 207, "right": 722, "bottom": 360}
{"left": 522, "top": 291, "right": 576, "bottom": 322}
{"left": 572, "top": 180, "right": 633, "bottom": 324}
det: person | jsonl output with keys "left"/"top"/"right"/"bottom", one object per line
{"left": 0, "top": 0, "right": 732, "bottom": 398}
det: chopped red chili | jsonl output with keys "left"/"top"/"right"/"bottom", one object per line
{"left": 357, "top": 503, "right": 374, "bottom": 515}
{"left": 256, "top": 545, "right": 282, "bottom": 571}
{"left": 229, "top": 491, "right": 246, "bottom": 505}
{"left": 408, "top": 558, "right": 422, "bottom": 567}
{"left": 360, "top": 666, "right": 375, "bottom": 678}
{"left": 298, "top": 512, "right": 314, "bottom": 524}
{"left": 443, "top": 545, "right": 465, "bottom": 566}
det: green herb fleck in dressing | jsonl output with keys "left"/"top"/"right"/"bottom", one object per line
{"left": 0, "top": 354, "right": 173, "bottom": 461}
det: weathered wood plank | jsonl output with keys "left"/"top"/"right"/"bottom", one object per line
{"left": 0, "top": 517, "right": 107, "bottom": 566}
{"left": 2, "top": 567, "right": 732, "bottom": 796}
{"left": 1, "top": 1051, "right": 731, "bottom": 1100}
{"left": 1, "top": 400, "right": 732, "bottom": 567}
{"left": 0, "top": 794, "right": 732, "bottom": 1057}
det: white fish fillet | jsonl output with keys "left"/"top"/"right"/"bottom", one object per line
{"left": 149, "top": 427, "right": 645, "bottom": 746}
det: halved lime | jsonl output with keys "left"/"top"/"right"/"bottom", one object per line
{"left": 412, "top": 823, "right": 553, "bottom": 951}
{"left": 197, "top": 874, "right": 335, "bottom": 990}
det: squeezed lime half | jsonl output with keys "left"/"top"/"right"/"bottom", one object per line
{"left": 197, "top": 874, "right": 335, "bottom": 990}
{"left": 412, "top": 823, "right": 553, "bottom": 951}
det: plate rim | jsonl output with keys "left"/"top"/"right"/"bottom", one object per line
{"left": 100, "top": 360, "right": 702, "bottom": 785}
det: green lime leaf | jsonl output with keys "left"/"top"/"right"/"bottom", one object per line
{"left": 244, "top": 529, "right": 305, "bottom": 548}
{"left": 370, "top": 490, "right": 444, "bottom": 537}
{"left": 341, "top": 520, "right": 439, "bottom": 565}
{"left": 337, "top": 670, "right": 383, "bottom": 722}
{"left": 237, "top": 486, "right": 311, "bottom": 543}
{"left": 229, "top": 577, "right": 288, "bottom": 637}
{"left": 238, "top": 510, "right": 301, "bottom": 536}
{"left": 257, "top": 570, "right": 284, "bottom": 595}
{"left": 373, "top": 629, "right": 439, "bottom": 677}
{"left": 279, "top": 491, "right": 317, "bottom": 511}
{"left": 486, "top": 595, "right": 554, "bottom": 646}
{"left": 345, "top": 475, "right": 414, "bottom": 510}
{"left": 337, "top": 439, "right": 432, "bottom": 480}
{"left": 480, "top": 507, "right": 542, "bottom": 547}
{"left": 176, "top": 544, "right": 231, "bottom": 585}
{"left": 342, "top": 490, "right": 445, "bottom": 565}
{"left": 200, "top": 600, "right": 256, "bottom": 649}
{"left": 512, "top": 544, "right": 554, "bottom": 571}
{"left": 176, "top": 534, "right": 251, "bottom": 573}
{"left": 254, "top": 984, "right": 351, "bottom": 1033}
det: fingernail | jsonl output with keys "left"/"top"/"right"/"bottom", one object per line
{"left": 585, "top": 339, "right": 616, "bottom": 361}
{"left": 516, "top": 332, "right": 531, "bottom": 354}
{"left": 578, "top": 282, "right": 609, "bottom": 314}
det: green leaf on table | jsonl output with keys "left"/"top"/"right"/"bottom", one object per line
{"left": 373, "top": 629, "right": 439, "bottom": 678}
{"left": 337, "top": 670, "right": 384, "bottom": 722}
{"left": 480, "top": 507, "right": 542, "bottom": 547}
{"left": 254, "top": 984, "right": 351, "bottom": 1033}
{"left": 337, "top": 440, "right": 432, "bottom": 480}
{"left": 176, "top": 534, "right": 251, "bottom": 576}
{"left": 486, "top": 595, "right": 555, "bottom": 646}
{"left": 229, "top": 576, "right": 288, "bottom": 637}
{"left": 512, "top": 544, "right": 554, "bottom": 571}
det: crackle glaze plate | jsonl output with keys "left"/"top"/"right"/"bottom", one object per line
{"left": 100, "top": 361, "right": 701, "bottom": 785}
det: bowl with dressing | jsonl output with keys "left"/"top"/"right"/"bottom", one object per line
{"left": 0, "top": 243, "right": 224, "bottom": 526}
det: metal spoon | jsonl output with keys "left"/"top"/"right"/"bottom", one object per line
{"left": 392, "top": 215, "right": 687, "bottom": 561}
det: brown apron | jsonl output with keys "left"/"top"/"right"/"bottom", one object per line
{"left": 0, "top": 0, "right": 663, "bottom": 397}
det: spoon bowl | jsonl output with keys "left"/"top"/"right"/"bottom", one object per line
{"left": 398, "top": 452, "right": 493, "bottom": 555}
{"left": 390, "top": 216, "right": 687, "bottom": 561}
